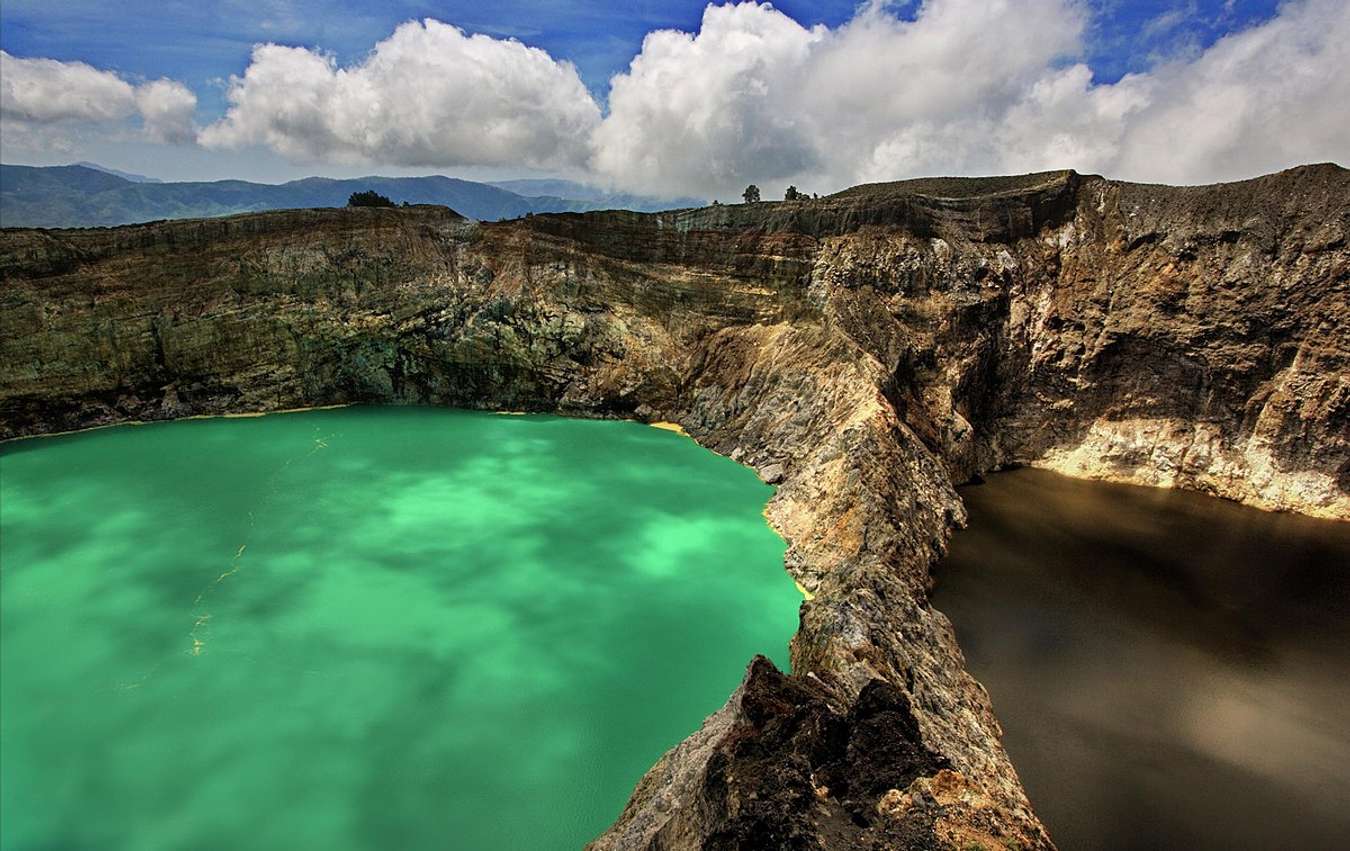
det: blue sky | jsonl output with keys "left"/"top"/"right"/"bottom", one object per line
{"left": 1, "top": 0, "right": 1282, "bottom": 104}
{"left": 1, "top": 0, "right": 1338, "bottom": 191}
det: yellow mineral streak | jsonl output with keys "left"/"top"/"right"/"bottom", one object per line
{"left": 183, "top": 432, "right": 336, "bottom": 656}
{"left": 194, "top": 545, "right": 247, "bottom": 606}
{"left": 188, "top": 539, "right": 250, "bottom": 654}
{"left": 189, "top": 614, "right": 212, "bottom": 656}
{"left": 794, "top": 580, "right": 815, "bottom": 601}
{"left": 649, "top": 421, "right": 688, "bottom": 436}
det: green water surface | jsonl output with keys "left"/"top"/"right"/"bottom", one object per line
{"left": 0, "top": 408, "right": 798, "bottom": 850}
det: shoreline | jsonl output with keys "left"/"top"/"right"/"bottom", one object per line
{"left": 0, "top": 404, "right": 351, "bottom": 447}
{"left": 3, "top": 404, "right": 692, "bottom": 445}
{"left": 647, "top": 420, "right": 689, "bottom": 436}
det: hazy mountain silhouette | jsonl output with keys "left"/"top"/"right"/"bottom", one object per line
{"left": 0, "top": 164, "right": 703, "bottom": 228}
{"left": 72, "top": 162, "right": 164, "bottom": 184}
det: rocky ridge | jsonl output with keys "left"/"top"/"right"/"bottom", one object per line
{"left": 2, "top": 164, "right": 1346, "bottom": 849}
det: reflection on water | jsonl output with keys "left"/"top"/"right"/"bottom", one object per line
{"left": 0, "top": 408, "right": 798, "bottom": 851}
{"left": 932, "top": 468, "right": 1350, "bottom": 851}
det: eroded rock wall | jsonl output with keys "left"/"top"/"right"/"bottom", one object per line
{"left": 2, "top": 164, "right": 1345, "bottom": 850}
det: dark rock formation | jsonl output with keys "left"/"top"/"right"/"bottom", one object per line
{"left": 2, "top": 164, "right": 1347, "bottom": 849}
{"left": 597, "top": 656, "right": 970, "bottom": 851}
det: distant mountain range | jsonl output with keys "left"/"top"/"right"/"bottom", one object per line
{"left": 0, "top": 164, "right": 704, "bottom": 229}
{"left": 73, "top": 162, "right": 164, "bottom": 183}
{"left": 486, "top": 178, "right": 680, "bottom": 210}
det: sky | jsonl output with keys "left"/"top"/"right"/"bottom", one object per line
{"left": 1, "top": 0, "right": 1344, "bottom": 197}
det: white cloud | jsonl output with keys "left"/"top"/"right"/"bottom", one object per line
{"left": 198, "top": 18, "right": 602, "bottom": 171}
{"left": 3, "top": 1, "right": 1346, "bottom": 192}
{"left": 1104, "top": 0, "right": 1350, "bottom": 184}
{"left": 591, "top": 0, "right": 1087, "bottom": 197}
{"left": 1142, "top": 3, "right": 1198, "bottom": 40}
{"left": 590, "top": 3, "right": 828, "bottom": 199}
{"left": 0, "top": 51, "right": 197, "bottom": 151}
{"left": 0, "top": 52, "right": 136, "bottom": 124}
{"left": 136, "top": 79, "right": 199, "bottom": 144}
{"left": 590, "top": 0, "right": 1350, "bottom": 197}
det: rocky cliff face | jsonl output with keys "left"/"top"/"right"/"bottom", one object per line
{"left": 2, "top": 164, "right": 1346, "bottom": 849}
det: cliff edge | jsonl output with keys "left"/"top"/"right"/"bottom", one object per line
{"left": 2, "top": 164, "right": 1346, "bottom": 849}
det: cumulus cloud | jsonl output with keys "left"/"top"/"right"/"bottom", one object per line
{"left": 4, "top": 0, "right": 1345, "bottom": 193}
{"left": 592, "top": 0, "right": 1086, "bottom": 196}
{"left": 0, "top": 51, "right": 197, "bottom": 150}
{"left": 590, "top": 0, "right": 1350, "bottom": 196}
{"left": 590, "top": 3, "right": 828, "bottom": 198}
{"left": 198, "top": 19, "right": 602, "bottom": 171}
{"left": 1100, "top": 0, "right": 1350, "bottom": 184}
{"left": 135, "top": 79, "right": 200, "bottom": 144}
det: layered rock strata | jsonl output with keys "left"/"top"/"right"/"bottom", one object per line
{"left": 2, "top": 164, "right": 1346, "bottom": 849}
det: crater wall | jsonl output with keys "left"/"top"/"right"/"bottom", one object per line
{"left": 3, "top": 164, "right": 1346, "bottom": 849}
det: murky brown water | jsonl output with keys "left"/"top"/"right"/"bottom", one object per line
{"left": 932, "top": 468, "right": 1350, "bottom": 851}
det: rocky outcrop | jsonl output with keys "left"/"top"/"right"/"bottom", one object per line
{"left": 2, "top": 165, "right": 1346, "bottom": 849}
{"left": 589, "top": 656, "right": 1043, "bottom": 851}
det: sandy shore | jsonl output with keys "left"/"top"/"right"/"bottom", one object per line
{"left": 648, "top": 421, "right": 689, "bottom": 436}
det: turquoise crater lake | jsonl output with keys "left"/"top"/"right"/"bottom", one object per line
{"left": 0, "top": 408, "right": 799, "bottom": 851}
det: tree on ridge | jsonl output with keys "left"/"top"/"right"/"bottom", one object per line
{"left": 348, "top": 190, "right": 395, "bottom": 208}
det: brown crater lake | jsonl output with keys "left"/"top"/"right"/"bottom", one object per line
{"left": 932, "top": 468, "right": 1350, "bottom": 851}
